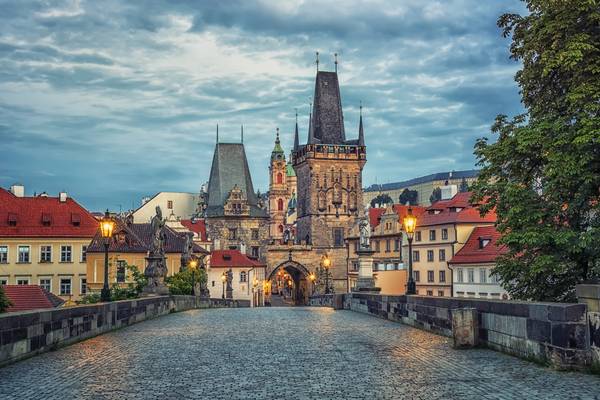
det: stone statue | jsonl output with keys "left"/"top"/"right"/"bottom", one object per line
{"left": 143, "top": 206, "right": 169, "bottom": 296}
{"left": 180, "top": 232, "right": 194, "bottom": 272}
{"left": 359, "top": 215, "right": 371, "bottom": 250}
{"left": 226, "top": 268, "right": 233, "bottom": 299}
{"left": 283, "top": 229, "right": 290, "bottom": 244}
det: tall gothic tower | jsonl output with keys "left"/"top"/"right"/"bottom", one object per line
{"left": 292, "top": 70, "right": 366, "bottom": 248}
{"left": 268, "top": 129, "right": 287, "bottom": 239}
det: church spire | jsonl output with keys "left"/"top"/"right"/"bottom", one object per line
{"left": 358, "top": 102, "right": 365, "bottom": 146}
{"left": 241, "top": 125, "right": 244, "bottom": 143}
{"left": 271, "top": 127, "right": 284, "bottom": 160}
{"left": 216, "top": 124, "right": 219, "bottom": 143}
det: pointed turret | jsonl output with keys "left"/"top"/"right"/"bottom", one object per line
{"left": 271, "top": 128, "right": 285, "bottom": 161}
{"left": 358, "top": 104, "right": 365, "bottom": 146}
{"left": 308, "top": 70, "right": 346, "bottom": 145}
{"left": 293, "top": 111, "right": 300, "bottom": 150}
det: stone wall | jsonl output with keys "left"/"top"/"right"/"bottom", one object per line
{"left": 311, "top": 292, "right": 591, "bottom": 370}
{"left": 0, "top": 296, "right": 249, "bottom": 367}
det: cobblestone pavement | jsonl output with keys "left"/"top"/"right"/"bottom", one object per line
{"left": 0, "top": 308, "right": 598, "bottom": 399}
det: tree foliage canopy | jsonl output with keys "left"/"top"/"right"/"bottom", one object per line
{"left": 0, "top": 286, "right": 12, "bottom": 313}
{"left": 399, "top": 188, "right": 418, "bottom": 205}
{"left": 471, "top": 0, "right": 600, "bottom": 301}
{"left": 429, "top": 187, "right": 442, "bottom": 204}
{"left": 370, "top": 193, "right": 393, "bottom": 208}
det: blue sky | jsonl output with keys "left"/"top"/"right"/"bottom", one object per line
{"left": 0, "top": 0, "right": 526, "bottom": 211}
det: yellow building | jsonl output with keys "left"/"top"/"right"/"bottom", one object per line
{"left": 363, "top": 170, "right": 479, "bottom": 207}
{"left": 0, "top": 186, "right": 98, "bottom": 301}
{"left": 85, "top": 218, "right": 207, "bottom": 292}
{"left": 408, "top": 192, "right": 496, "bottom": 297}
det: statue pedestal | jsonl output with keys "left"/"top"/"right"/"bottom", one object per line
{"left": 142, "top": 254, "right": 169, "bottom": 296}
{"left": 352, "top": 248, "right": 381, "bottom": 293}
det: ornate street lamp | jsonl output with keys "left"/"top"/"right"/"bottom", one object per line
{"left": 308, "top": 272, "right": 316, "bottom": 296}
{"left": 99, "top": 210, "right": 115, "bottom": 302}
{"left": 189, "top": 259, "right": 198, "bottom": 296}
{"left": 321, "top": 254, "right": 332, "bottom": 294}
{"left": 221, "top": 272, "right": 226, "bottom": 299}
{"left": 403, "top": 207, "right": 417, "bottom": 295}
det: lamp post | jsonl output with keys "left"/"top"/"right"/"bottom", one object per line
{"left": 321, "top": 254, "right": 332, "bottom": 294}
{"left": 403, "top": 207, "right": 417, "bottom": 295}
{"left": 221, "top": 272, "right": 226, "bottom": 299}
{"left": 253, "top": 277, "right": 259, "bottom": 306}
{"left": 189, "top": 259, "right": 198, "bottom": 296}
{"left": 308, "top": 272, "right": 316, "bottom": 296}
{"left": 99, "top": 210, "right": 115, "bottom": 302}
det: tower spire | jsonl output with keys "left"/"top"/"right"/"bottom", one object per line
{"left": 358, "top": 101, "right": 365, "bottom": 146}
{"left": 276, "top": 127, "right": 280, "bottom": 143}
{"left": 241, "top": 125, "right": 244, "bottom": 143}
{"left": 293, "top": 109, "right": 299, "bottom": 151}
{"left": 334, "top": 52, "right": 338, "bottom": 73}
{"left": 307, "top": 101, "right": 314, "bottom": 144}
{"left": 315, "top": 51, "right": 319, "bottom": 72}
{"left": 216, "top": 124, "right": 219, "bottom": 143}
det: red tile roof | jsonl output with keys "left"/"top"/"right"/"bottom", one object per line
{"left": 0, "top": 188, "right": 98, "bottom": 238}
{"left": 210, "top": 250, "right": 265, "bottom": 268}
{"left": 180, "top": 219, "right": 208, "bottom": 241}
{"left": 448, "top": 226, "right": 508, "bottom": 265}
{"left": 418, "top": 192, "right": 497, "bottom": 227}
{"left": 369, "top": 204, "right": 426, "bottom": 229}
{"left": 3, "top": 285, "right": 65, "bottom": 312}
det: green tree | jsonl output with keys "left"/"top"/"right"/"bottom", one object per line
{"left": 429, "top": 187, "right": 442, "bottom": 204}
{"left": 370, "top": 193, "right": 393, "bottom": 208}
{"left": 471, "top": 0, "right": 600, "bottom": 302}
{"left": 399, "top": 188, "right": 418, "bottom": 205}
{"left": 459, "top": 178, "right": 470, "bottom": 193}
{"left": 0, "top": 285, "right": 12, "bottom": 313}
{"left": 166, "top": 268, "right": 207, "bottom": 295}
{"left": 77, "top": 264, "right": 147, "bottom": 304}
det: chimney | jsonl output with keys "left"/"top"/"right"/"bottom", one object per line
{"left": 10, "top": 184, "right": 24, "bottom": 197}
{"left": 59, "top": 192, "right": 68, "bottom": 202}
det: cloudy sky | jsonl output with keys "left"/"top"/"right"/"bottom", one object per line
{"left": 0, "top": 0, "right": 526, "bottom": 211}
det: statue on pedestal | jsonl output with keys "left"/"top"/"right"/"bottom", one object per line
{"left": 226, "top": 268, "right": 233, "bottom": 299}
{"left": 180, "top": 232, "right": 194, "bottom": 272}
{"left": 359, "top": 215, "right": 371, "bottom": 250}
{"left": 143, "top": 206, "right": 170, "bottom": 296}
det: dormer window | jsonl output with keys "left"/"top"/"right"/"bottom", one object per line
{"left": 8, "top": 213, "right": 17, "bottom": 226}
{"left": 479, "top": 237, "right": 491, "bottom": 249}
{"left": 71, "top": 213, "right": 81, "bottom": 226}
{"left": 42, "top": 213, "right": 52, "bottom": 226}
{"left": 223, "top": 254, "right": 232, "bottom": 261}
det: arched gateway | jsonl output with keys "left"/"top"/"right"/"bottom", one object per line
{"left": 266, "top": 260, "right": 313, "bottom": 306}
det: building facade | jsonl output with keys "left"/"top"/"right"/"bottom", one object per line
{"left": 407, "top": 192, "right": 496, "bottom": 297}
{"left": 0, "top": 186, "right": 97, "bottom": 301}
{"left": 133, "top": 192, "right": 202, "bottom": 223}
{"left": 364, "top": 169, "right": 479, "bottom": 207}
{"left": 204, "top": 140, "right": 270, "bottom": 261}
{"left": 448, "top": 225, "right": 508, "bottom": 299}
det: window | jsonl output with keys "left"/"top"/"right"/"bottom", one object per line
{"left": 394, "top": 239, "right": 400, "bottom": 251}
{"left": 17, "top": 278, "right": 29, "bottom": 285}
{"left": 276, "top": 172, "right": 283, "bottom": 184}
{"left": 385, "top": 240, "right": 390, "bottom": 253}
{"left": 240, "top": 271, "right": 247, "bottom": 283}
{"left": 333, "top": 228, "right": 344, "bottom": 247}
{"left": 278, "top": 198, "right": 284, "bottom": 211}
{"left": 415, "top": 231, "right": 422, "bottom": 242}
{"left": 438, "top": 290, "right": 444, "bottom": 297}
{"left": 251, "top": 229, "right": 259, "bottom": 240}
{"left": 457, "top": 268, "right": 464, "bottom": 283}
{"left": 60, "top": 278, "right": 72, "bottom": 295}
{"left": 211, "top": 281, "right": 215, "bottom": 287}
{"left": 39, "top": 279, "right": 51, "bottom": 291}
{"left": 414, "top": 270, "right": 420, "bottom": 282}
{"left": 352, "top": 262, "right": 359, "bottom": 272}
{"left": 491, "top": 273, "right": 500, "bottom": 284}
{"left": 480, "top": 268, "right": 487, "bottom": 283}
{"left": 468, "top": 268, "right": 475, "bottom": 283}
{"left": 40, "top": 245, "right": 52, "bottom": 263}
{"left": 375, "top": 240, "right": 380, "bottom": 252}
{"left": 427, "top": 270, "right": 434, "bottom": 283}
{"left": 228, "top": 228, "right": 237, "bottom": 240}
{"left": 60, "top": 245, "right": 72, "bottom": 262}
{"left": 479, "top": 292, "right": 488, "bottom": 298}
{"left": 426, "top": 290, "right": 433, "bottom": 296}
{"left": 167, "top": 200, "right": 173, "bottom": 209}
{"left": 429, "top": 230, "right": 436, "bottom": 241}
{"left": 441, "top": 228, "right": 448, "bottom": 240}
{"left": 427, "top": 250, "right": 434, "bottom": 262}
{"left": 439, "top": 270, "right": 446, "bottom": 283}
{"left": 116, "top": 260, "right": 126, "bottom": 283}
{"left": 0, "top": 246, "right": 8, "bottom": 263}
{"left": 0, "top": 279, "right": 7, "bottom": 285}
{"left": 278, "top": 225, "right": 284, "bottom": 233}
{"left": 413, "top": 250, "right": 420, "bottom": 262}
{"left": 18, "top": 246, "right": 30, "bottom": 263}
{"left": 354, "top": 241, "right": 359, "bottom": 252}
{"left": 80, "top": 278, "right": 87, "bottom": 294}
{"left": 439, "top": 249, "right": 446, "bottom": 261}
{"left": 251, "top": 246, "right": 259, "bottom": 258}
{"left": 81, "top": 245, "right": 87, "bottom": 262}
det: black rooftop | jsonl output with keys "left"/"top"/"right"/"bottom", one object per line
{"left": 365, "top": 169, "right": 480, "bottom": 192}
{"left": 308, "top": 71, "right": 346, "bottom": 145}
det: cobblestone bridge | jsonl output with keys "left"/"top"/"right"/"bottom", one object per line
{"left": 0, "top": 307, "right": 598, "bottom": 399}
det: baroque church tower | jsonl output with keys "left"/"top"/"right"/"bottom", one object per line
{"left": 292, "top": 70, "right": 366, "bottom": 248}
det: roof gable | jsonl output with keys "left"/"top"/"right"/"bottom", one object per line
{"left": 210, "top": 249, "right": 264, "bottom": 268}
{"left": 449, "top": 226, "right": 507, "bottom": 264}
{"left": 4, "top": 285, "right": 65, "bottom": 312}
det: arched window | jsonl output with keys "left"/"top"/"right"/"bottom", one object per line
{"left": 278, "top": 225, "right": 284, "bottom": 233}
{"left": 277, "top": 198, "right": 284, "bottom": 211}
{"left": 276, "top": 172, "right": 283, "bottom": 184}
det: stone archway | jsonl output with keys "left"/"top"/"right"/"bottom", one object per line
{"left": 267, "top": 260, "right": 311, "bottom": 306}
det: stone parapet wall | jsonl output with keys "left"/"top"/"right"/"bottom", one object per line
{"left": 311, "top": 292, "right": 592, "bottom": 370}
{"left": 0, "top": 296, "right": 250, "bottom": 368}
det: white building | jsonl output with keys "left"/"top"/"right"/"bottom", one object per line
{"left": 448, "top": 226, "right": 509, "bottom": 300}
{"left": 132, "top": 192, "right": 201, "bottom": 223}
{"left": 207, "top": 249, "right": 266, "bottom": 306}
